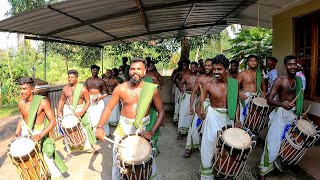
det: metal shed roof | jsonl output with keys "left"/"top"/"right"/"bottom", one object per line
{"left": 0, "top": 0, "right": 257, "bottom": 47}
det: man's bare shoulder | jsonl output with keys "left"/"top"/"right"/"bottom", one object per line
{"left": 114, "top": 82, "right": 128, "bottom": 92}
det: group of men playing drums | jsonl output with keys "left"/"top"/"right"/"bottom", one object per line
{"left": 8, "top": 54, "right": 319, "bottom": 180}
{"left": 172, "top": 54, "right": 319, "bottom": 180}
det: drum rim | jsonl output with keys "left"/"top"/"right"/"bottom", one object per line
{"left": 8, "top": 135, "right": 38, "bottom": 161}
{"left": 220, "top": 125, "right": 255, "bottom": 151}
{"left": 116, "top": 134, "right": 154, "bottom": 165}
{"left": 295, "top": 118, "right": 318, "bottom": 137}
{"left": 61, "top": 114, "right": 80, "bottom": 128}
{"left": 252, "top": 97, "right": 269, "bottom": 107}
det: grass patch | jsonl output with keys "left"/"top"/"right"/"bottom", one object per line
{"left": 0, "top": 103, "right": 19, "bottom": 119}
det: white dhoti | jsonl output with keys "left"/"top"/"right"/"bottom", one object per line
{"left": 62, "top": 104, "right": 92, "bottom": 152}
{"left": 112, "top": 115, "right": 157, "bottom": 180}
{"left": 200, "top": 107, "right": 232, "bottom": 180}
{"left": 178, "top": 92, "right": 194, "bottom": 134}
{"left": 87, "top": 94, "right": 106, "bottom": 134}
{"left": 259, "top": 107, "right": 296, "bottom": 175}
{"left": 173, "top": 87, "right": 182, "bottom": 122}
{"left": 239, "top": 92, "right": 257, "bottom": 125}
{"left": 200, "top": 98, "right": 211, "bottom": 135}
{"left": 21, "top": 123, "right": 63, "bottom": 180}
{"left": 185, "top": 97, "right": 201, "bottom": 150}
{"left": 103, "top": 95, "right": 120, "bottom": 127}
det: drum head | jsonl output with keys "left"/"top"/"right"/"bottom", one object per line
{"left": 252, "top": 97, "right": 268, "bottom": 107}
{"left": 62, "top": 115, "right": 79, "bottom": 128}
{"left": 297, "top": 119, "right": 317, "bottom": 136}
{"left": 10, "top": 137, "right": 35, "bottom": 158}
{"left": 222, "top": 128, "right": 252, "bottom": 149}
{"left": 118, "top": 135, "right": 152, "bottom": 165}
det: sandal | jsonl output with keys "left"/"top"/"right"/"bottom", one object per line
{"left": 177, "top": 133, "right": 183, "bottom": 140}
{"left": 64, "top": 154, "right": 74, "bottom": 162}
{"left": 183, "top": 150, "right": 191, "bottom": 158}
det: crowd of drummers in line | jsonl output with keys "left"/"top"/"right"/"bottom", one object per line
{"left": 171, "top": 54, "right": 319, "bottom": 180}
{"left": 6, "top": 54, "right": 320, "bottom": 180}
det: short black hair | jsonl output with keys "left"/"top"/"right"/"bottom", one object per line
{"left": 284, "top": 55, "right": 297, "bottom": 64}
{"left": 230, "top": 60, "right": 239, "bottom": 66}
{"left": 267, "top": 57, "right": 278, "bottom": 63}
{"left": 147, "top": 60, "right": 155, "bottom": 67}
{"left": 246, "top": 54, "right": 259, "bottom": 61}
{"left": 68, "top": 69, "right": 78, "bottom": 77}
{"left": 122, "top": 57, "right": 128, "bottom": 62}
{"left": 91, "top": 64, "right": 100, "bottom": 71}
{"left": 112, "top": 68, "right": 119, "bottom": 73}
{"left": 205, "top": 58, "right": 213, "bottom": 63}
{"left": 213, "top": 54, "right": 229, "bottom": 69}
{"left": 18, "top": 77, "right": 35, "bottom": 87}
{"left": 146, "top": 57, "right": 151, "bottom": 61}
{"left": 183, "top": 59, "right": 191, "bottom": 64}
{"left": 130, "top": 57, "right": 146, "bottom": 67}
{"left": 191, "top": 62, "right": 198, "bottom": 67}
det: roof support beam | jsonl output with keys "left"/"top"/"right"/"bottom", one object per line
{"left": 47, "top": 5, "right": 125, "bottom": 43}
{"left": 95, "top": 21, "right": 227, "bottom": 45}
{"left": 203, "top": 0, "right": 249, "bottom": 35}
{"left": 25, "top": 35, "right": 104, "bottom": 48}
{"left": 176, "top": 3, "right": 196, "bottom": 37}
{"left": 135, "top": 0, "right": 150, "bottom": 33}
{"left": 46, "top": 0, "right": 217, "bottom": 36}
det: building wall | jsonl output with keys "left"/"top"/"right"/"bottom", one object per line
{"left": 272, "top": 0, "right": 320, "bottom": 117}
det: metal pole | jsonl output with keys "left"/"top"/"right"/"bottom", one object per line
{"left": 101, "top": 47, "right": 104, "bottom": 75}
{"left": 44, "top": 40, "right": 47, "bottom": 81}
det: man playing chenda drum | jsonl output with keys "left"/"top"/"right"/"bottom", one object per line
{"left": 198, "top": 55, "right": 241, "bottom": 180}
{"left": 95, "top": 58, "right": 165, "bottom": 180}
{"left": 14, "top": 77, "right": 67, "bottom": 180}
{"left": 85, "top": 65, "right": 109, "bottom": 134}
{"left": 57, "top": 70, "right": 96, "bottom": 161}
{"left": 259, "top": 55, "right": 304, "bottom": 179}
{"left": 237, "top": 55, "right": 267, "bottom": 125}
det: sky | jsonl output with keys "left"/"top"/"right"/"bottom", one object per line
{"left": 0, "top": 0, "right": 17, "bottom": 50}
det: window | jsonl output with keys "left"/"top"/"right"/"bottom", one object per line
{"left": 294, "top": 11, "right": 320, "bottom": 100}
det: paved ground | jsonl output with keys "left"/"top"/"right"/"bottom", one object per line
{"left": 0, "top": 112, "right": 318, "bottom": 180}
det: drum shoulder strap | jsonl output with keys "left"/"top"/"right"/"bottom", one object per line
{"left": 28, "top": 95, "right": 45, "bottom": 130}
{"left": 72, "top": 83, "right": 84, "bottom": 108}
{"left": 295, "top": 76, "right": 304, "bottom": 116}
{"left": 227, "top": 78, "right": 238, "bottom": 121}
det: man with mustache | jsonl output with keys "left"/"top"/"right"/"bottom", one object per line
{"left": 229, "top": 60, "right": 239, "bottom": 79}
{"left": 14, "top": 77, "right": 67, "bottom": 179}
{"left": 95, "top": 58, "right": 164, "bottom": 180}
{"left": 259, "top": 55, "right": 304, "bottom": 179}
{"left": 237, "top": 55, "right": 267, "bottom": 124}
{"left": 183, "top": 58, "right": 214, "bottom": 158}
{"left": 103, "top": 69, "right": 120, "bottom": 128}
{"left": 57, "top": 70, "right": 96, "bottom": 161}
{"left": 177, "top": 61, "right": 199, "bottom": 139}
{"left": 85, "top": 65, "right": 108, "bottom": 134}
{"left": 198, "top": 55, "right": 240, "bottom": 180}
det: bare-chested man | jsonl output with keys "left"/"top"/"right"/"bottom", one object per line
{"left": 172, "top": 61, "right": 184, "bottom": 125}
{"left": 57, "top": 70, "right": 95, "bottom": 161}
{"left": 14, "top": 77, "right": 67, "bottom": 179}
{"left": 237, "top": 55, "right": 266, "bottom": 124}
{"left": 146, "top": 60, "right": 163, "bottom": 87}
{"left": 197, "top": 58, "right": 205, "bottom": 75}
{"left": 198, "top": 55, "right": 241, "bottom": 180}
{"left": 103, "top": 69, "right": 120, "bottom": 127}
{"left": 183, "top": 58, "right": 214, "bottom": 158}
{"left": 229, "top": 60, "right": 239, "bottom": 79}
{"left": 259, "top": 55, "right": 304, "bottom": 179}
{"left": 95, "top": 58, "right": 164, "bottom": 179}
{"left": 112, "top": 68, "right": 124, "bottom": 84}
{"left": 177, "top": 61, "right": 198, "bottom": 139}
{"left": 85, "top": 65, "right": 108, "bottom": 133}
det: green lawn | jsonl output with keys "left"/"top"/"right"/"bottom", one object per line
{"left": 0, "top": 103, "right": 19, "bottom": 119}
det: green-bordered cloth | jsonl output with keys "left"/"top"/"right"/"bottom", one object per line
{"left": 295, "top": 76, "right": 304, "bottom": 116}
{"left": 72, "top": 83, "right": 97, "bottom": 145}
{"left": 227, "top": 77, "right": 239, "bottom": 121}
{"left": 256, "top": 68, "right": 262, "bottom": 94}
{"left": 28, "top": 95, "right": 67, "bottom": 173}
{"left": 144, "top": 77, "right": 161, "bottom": 155}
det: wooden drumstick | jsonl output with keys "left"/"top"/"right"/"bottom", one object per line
{"left": 290, "top": 88, "right": 302, "bottom": 104}
{"left": 104, "top": 136, "right": 126, "bottom": 148}
{"left": 302, "top": 105, "right": 312, "bottom": 117}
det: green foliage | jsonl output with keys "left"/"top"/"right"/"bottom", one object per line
{"left": 0, "top": 103, "right": 19, "bottom": 119}
{"left": 6, "top": 0, "right": 58, "bottom": 16}
{"left": 229, "top": 27, "right": 272, "bottom": 68}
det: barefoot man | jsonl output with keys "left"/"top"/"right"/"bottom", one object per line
{"left": 95, "top": 58, "right": 164, "bottom": 180}
{"left": 103, "top": 69, "right": 120, "bottom": 127}
{"left": 177, "top": 61, "right": 198, "bottom": 139}
{"left": 198, "top": 56, "right": 241, "bottom": 180}
{"left": 259, "top": 55, "right": 304, "bottom": 179}
{"left": 85, "top": 65, "right": 108, "bottom": 134}
{"left": 237, "top": 55, "right": 266, "bottom": 124}
{"left": 183, "top": 58, "right": 213, "bottom": 158}
{"left": 14, "top": 77, "right": 67, "bottom": 179}
{"left": 57, "top": 70, "right": 96, "bottom": 161}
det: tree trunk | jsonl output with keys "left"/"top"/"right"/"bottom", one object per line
{"left": 195, "top": 47, "right": 200, "bottom": 61}
{"left": 180, "top": 37, "right": 190, "bottom": 61}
